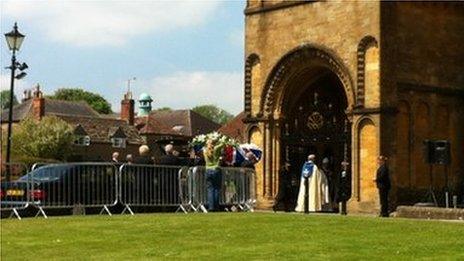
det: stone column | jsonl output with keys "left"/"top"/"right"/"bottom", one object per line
{"left": 264, "top": 121, "right": 273, "bottom": 199}
{"left": 272, "top": 119, "right": 281, "bottom": 197}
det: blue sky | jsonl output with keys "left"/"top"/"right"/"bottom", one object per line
{"left": 1, "top": 1, "right": 245, "bottom": 114}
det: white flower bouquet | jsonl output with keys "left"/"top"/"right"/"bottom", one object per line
{"left": 190, "top": 132, "right": 238, "bottom": 152}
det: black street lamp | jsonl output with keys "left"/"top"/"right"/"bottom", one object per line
{"left": 4, "top": 22, "right": 27, "bottom": 181}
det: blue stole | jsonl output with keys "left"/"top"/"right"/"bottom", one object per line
{"left": 301, "top": 161, "right": 314, "bottom": 178}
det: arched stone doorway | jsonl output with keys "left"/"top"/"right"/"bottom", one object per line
{"left": 280, "top": 71, "right": 351, "bottom": 209}
{"left": 254, "top": 45, "right": 356, "bottom": 209}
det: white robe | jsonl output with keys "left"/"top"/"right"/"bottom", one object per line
{"left": 295, "top": 165, "right": 330, "bottom": 212}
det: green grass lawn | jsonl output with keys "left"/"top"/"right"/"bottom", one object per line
{"left": 1, "top": 212, "right": 463, "bottom": 260}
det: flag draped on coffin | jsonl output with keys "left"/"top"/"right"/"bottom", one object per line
{"left": 233, "top": 143, "right": 262, "bottom": 165}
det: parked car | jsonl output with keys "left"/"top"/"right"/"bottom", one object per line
{"left": 1, "top": 164, "right": 118, "bottom": 208}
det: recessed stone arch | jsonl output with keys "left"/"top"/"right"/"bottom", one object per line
{"left": 244, "top": 54, "right": 260, "bottom": 117}
{"left": 356, "top": 117, "right": 379, "bottom": 203}
{"left": 259, "top": 44, "right": 355, "bottom": 117}
{"left": 396, "top": 100, "right": 412, "bottom": 188}
{"left": 356, "top": 36, "right": 379, "bottom": 108}
{"left": 413, "top": 101, "right": 430, "bottom": 188}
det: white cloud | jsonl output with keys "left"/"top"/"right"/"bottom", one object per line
{"left": 2, "top": 1, "right": 220, "bottom": 47}
{"left": 125, "top": 71, "right": 243, "bottom": 115}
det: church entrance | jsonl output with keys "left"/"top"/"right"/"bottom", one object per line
{"left": 280, "top": 71, "right": 351, "bottom": 210}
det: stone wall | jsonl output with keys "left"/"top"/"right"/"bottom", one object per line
{"left": 382, "top": 2, "right": 464, "bottom": 207}
{"left": 245, "top": 1, "right": 464, "bottom": 212}
{"left": 245, "top": 1, "right": 382, "bottom": 210}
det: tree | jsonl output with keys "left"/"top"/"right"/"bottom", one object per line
{"left": 192, "top": 104, "right": 233, "bottom": 125}
{"left": 0, "top": 90, "right": 18, "bottom": 110}
{"left": 49, "top": 88, "right": 112, "bottom": 114}
{"left": 11, "top": 116, "right": 74, "bottom": 160}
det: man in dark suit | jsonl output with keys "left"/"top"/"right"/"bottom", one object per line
{"left": 375, "top": 155, "right": 390, "bottom": 217}
{"left": 133, "top": 145, "right": 155, "bottom": 165}
{"left": 157, "top": 144, "right": 181, "bottom": 166}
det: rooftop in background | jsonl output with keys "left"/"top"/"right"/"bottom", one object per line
{"left": 140, "top": 110, "right": 221, "bottom": 137}
{"left": 58, "top": 114, "right": 143, "bottom": 144}
{"left": 217, "top": 111, "right": 246, "bottom": 143}
{"left": 0, "top": 98, "right": 100, "bottom": 123}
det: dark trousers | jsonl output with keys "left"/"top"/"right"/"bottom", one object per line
{"left": 379, "top": 188, "right": 389, "bottom": 217}
{"left": 206, "top": 168, "right": 222, "bottom": 211}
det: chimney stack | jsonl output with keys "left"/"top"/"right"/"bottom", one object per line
{"left": 121, "top": 91, "right": 135, "bottom": 125}
{"left": 32, "top": 84, "right": 44, "bottom": 120}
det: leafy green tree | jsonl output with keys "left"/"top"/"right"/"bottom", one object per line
{"left": 192, "top": 104, "right": 233, "bottom": 125}
{"left": 49, "top": 88, "right": 112, "bottom": 114}
{"left": 0, "top": 90, "right": 18, "bottom": 109}
{"left": 11, "top": 116, "right": 74, "bottom": 160}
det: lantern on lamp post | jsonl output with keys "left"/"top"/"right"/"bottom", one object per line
{"left": 4, "top": 22, "right": 27, "bottom": 181}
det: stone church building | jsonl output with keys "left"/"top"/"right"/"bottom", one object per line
{"left": 243, "top": 1, "right": 464, "bottom": 212}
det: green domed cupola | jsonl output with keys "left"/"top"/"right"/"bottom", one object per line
{"left": 138, "top": 93, "right": 153, "bottom": 116}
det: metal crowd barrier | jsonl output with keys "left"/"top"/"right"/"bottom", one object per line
{"left": 0, "top": 162, "right": 30, "bottom": 219}
{"left": 188, "top": 166, "right": 256, "bottom": 213}
{"left": 29, "top": 163, "right": 119, "bottom": 218}
{"left": 1, "top": 161, "right": 256, "bottom": 219}
{"left": 119, "top": 164, "right": 187, "bottom": 215}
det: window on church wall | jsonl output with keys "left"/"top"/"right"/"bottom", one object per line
{"left": 74, "top": 135, "right": 90, "bottom": 146}
{"left": 250, "top": 59, "right": 261, "bottom": 116}
{"left": 364, "top": 46, "right": 380, "bottom": 108}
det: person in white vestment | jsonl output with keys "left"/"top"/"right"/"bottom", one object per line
{"left": 295, "top": 154, "right": 330, "bottom": 212}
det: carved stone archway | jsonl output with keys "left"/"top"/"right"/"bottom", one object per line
{"left": 260, "top": 44, "right": 355, "bottom": 117}
{"left": 251, "top": 44, "right": 356, "bottom": 209}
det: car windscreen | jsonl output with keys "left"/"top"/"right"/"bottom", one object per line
{"left": 19, "top": 166, "right": 73, "bottom": 182}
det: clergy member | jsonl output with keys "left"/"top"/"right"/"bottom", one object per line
{"left": 295, "top": 154, "right": 317, "bottom": 212}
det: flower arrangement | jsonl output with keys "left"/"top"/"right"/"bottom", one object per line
{"left": 190, "top": 132, "right": 238, "bottom": 152}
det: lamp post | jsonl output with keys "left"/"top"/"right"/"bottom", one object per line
{"left": 4, "top": 22, "right": 27, "bottom": 181}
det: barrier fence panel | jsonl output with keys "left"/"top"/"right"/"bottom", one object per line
{"left": 1, "top": 162, "right": 30, "bottom": 219}
{"left": 188, "top": 166, "right": 208, "bottom": 213}
{"left": 188, "top": 166, "right": 256, "bottom": 213}
{"left": 119, "top": 164, "right": 184, "bottom": 215}
{"left": 29, "top": 163, "right": 118, "bottom": 218}
{"left": 220, "top": 167, "right": 256, "bottom": 211}
{"left": 176, "top": 166, "right": 195, "bottom": 213}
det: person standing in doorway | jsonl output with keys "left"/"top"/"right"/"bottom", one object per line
{"left": 204, "top": 139, "right": 225, "bottom": 212}
{"left": 295, "top": 154, "right": 316, "bottom": 212}
{"left": 321, "top": 157, "right": 338, "bottom": 212}
{"left": 374, "top": 155, "right": 390, "bottom": 217}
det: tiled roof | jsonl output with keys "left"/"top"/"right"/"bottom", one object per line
{"left": 57, "top": 115, "right": 144, "bottom": 144}
{"left": 45, "top": 99, "right": 100, "bottom": 117}
{"left": 217, "top": 111, "right": 246, "bottom": 143}
{"left": 1, "top": 98, "right": 100, "bottom": 123}
{"left": 145, "top": 110, "right": 221, "bottom": 137}
{"left": 134, "top": 116, "right": 177, "bottom": 135}
{"left": 0, "top": 99, "right": 32, "bottom": 122}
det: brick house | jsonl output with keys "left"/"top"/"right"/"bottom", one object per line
{"left": 128, "top": 93, "right": 221, "bottom": 156}
{"left": 1, "top": 85, "right": 144, "bottom": 161}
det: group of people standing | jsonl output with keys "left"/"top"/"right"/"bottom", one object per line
{"left": 111, "top": 141, "right": 258, "bottom": 212}
{"left": 203, "top": 139, "right": 258, "bottom": 212}
{"left": 111, "top": 144, "right": 186, "bottom": 166}
{"left": 287, "top": 154, "right": 390, "bottom": 217}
